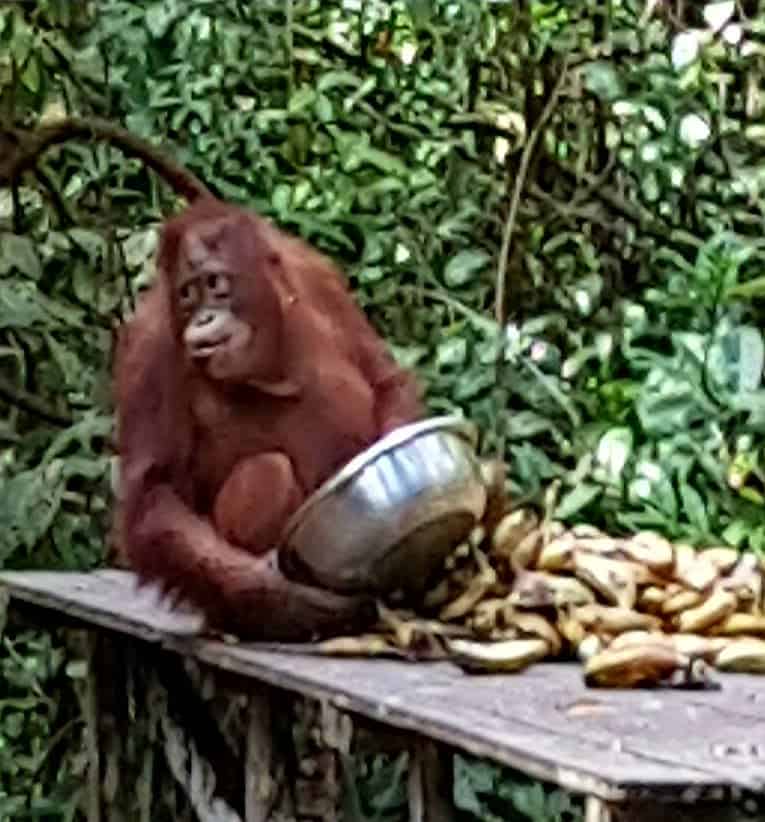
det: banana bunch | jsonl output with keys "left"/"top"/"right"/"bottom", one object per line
{"left": 313, "top": 507, "right": 765, "bottom": 688}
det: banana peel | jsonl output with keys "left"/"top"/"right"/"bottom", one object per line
{"left": 316, "top": 635, "right": 403, "bottom": 657}
{"left": 584, "top": 643, "right": 687, "bottom": 688}
{"left": 673, "top": 544, "right": 718, "bottom": 592}
{"left": 662, "top": 588, "right": 705, "bottom": 616}
{"left": 557, "top": 610, "right": 586, "bottom": 648}
{"left": 720, "top": 554, "right": 762, "bottom": 610}
{"left": 491, "top": 510, "right": 539, "bottom": 558}
{"left": 571, "top": 537, "right": 622, "bottom": 557}
{"left": 715, "top": 638, "right": 765, "bottom": 673}
{"left": 446, "top": 637, "right": 549, "bottom": 674}
{"left": 709, "top": 613, "right": 765, "bottom": 637}
{"left": 675, "top": 589, "right": 737, "bottom": 634}
{"left": 511, "top": 612, "right": 562, "bottom": 656}
{"left": 510, "top": 527, "right": 545, "bottom": 570}
{"left": 510, "top": 570, "right": 596, "bottom": 609}
{"left": 671, "top": 633, "right": 730, "bottom": 662}
{"left": 573, "top": 604, "right": 661, "bottom": 635}
{"left": 702, "top": 547, "right": 740, "bottom": 574}
{"left": 470, "top": 597, "right": 514, "bottom": 635}
{"left": 572, "top": 552, "right": 637, "bottom": 609}
{"left": 439, "top": 565, "right": 497, "bottom": 621}
{"left": 537, "top": 534, "right": 577, "bottom": 572}
{"left": 577, "top": 634, "right": 604, "bottom": 662}
{"left": 638, "top": 585, "right": 669, "bottom": 613}
{"left": 621, "top": 531, "right": 674, "bottom": 573}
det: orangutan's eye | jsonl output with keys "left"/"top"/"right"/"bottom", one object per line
{"left": 178, "top": 283, "right": 197, "bottom": 311}
{"left": 208, "top": 273, "right": 231, "bottom": 298}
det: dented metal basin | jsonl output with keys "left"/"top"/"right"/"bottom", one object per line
{"left": 278, "top": 416, "right": 487, "bottom": 596}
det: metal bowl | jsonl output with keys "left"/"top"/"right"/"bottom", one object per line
{"left": 278, "top": 415, "right": 487, "bottom": 597}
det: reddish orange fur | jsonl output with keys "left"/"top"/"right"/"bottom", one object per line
{"left": 113, "top": 198, "right": 424, "bottom": 640}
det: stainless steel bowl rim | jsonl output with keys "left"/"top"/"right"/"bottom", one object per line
{"left": 279, "top": 414, "right": 479, "bottom": 544}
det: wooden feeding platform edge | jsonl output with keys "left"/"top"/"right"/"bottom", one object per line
{"left": 1, "top": 569, "right": 765, "bottom": 822}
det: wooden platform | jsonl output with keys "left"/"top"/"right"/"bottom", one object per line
{"left": 2, "top": 569, "right": 765, "bottom": 807}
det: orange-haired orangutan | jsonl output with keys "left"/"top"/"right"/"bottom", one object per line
{"left": 114, "top": 197, "right": 425, "bottom": 640}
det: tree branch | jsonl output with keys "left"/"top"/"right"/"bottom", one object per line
{"left": 0, "top": 116, "right": 211, "bottom": 202}
{"left": 0, "top": 374, "right": 73, "bottom": 427}
{"left": 492, "top": 58, "right": 570, "bottom": 460}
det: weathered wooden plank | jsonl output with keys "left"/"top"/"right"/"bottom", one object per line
{"left": 453, "top": 670, "right": 765, "bottom": 795}
{"left": 2, "top": 569, "right": 765, "bottom": 804}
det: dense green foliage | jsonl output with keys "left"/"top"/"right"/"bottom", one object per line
{"left": 2, "top": 0, "right": 765, "bottom": 818}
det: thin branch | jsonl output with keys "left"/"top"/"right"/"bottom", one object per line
{"left": 493, "top": 58, "right": 570, "bottom": 460}
{"left": 285, "top": 0, "right": 295, "bottom": 99}
{"left": 494, "top": 58, "right": 570, "bottom": 328}
{"left": 0, "top": 116, "right": 211, "bottom": 202}
{"left": 0, "top": 374, "right": 73, "bottom": 427}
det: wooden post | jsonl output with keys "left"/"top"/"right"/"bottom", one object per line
{"left": 320, "top": 700, "right": 353, "bottom": 814}
{"left": 407, "top": 738, "right": 455, "bottom": 822}
{"left": 408, "top": 740, "right": 425, "bottom": 822}
{"left": 585, "top": 796, "right": 613, "bottom": 822}
{"left": 83, "top": 632, "right": 102, "bottom": 822}
{"left": 245, "top": 689, "right": 278, "bottom": 822}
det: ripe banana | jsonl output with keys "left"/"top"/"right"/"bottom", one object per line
{"left": 675, "top": 589, "right": 737, "bottom": 634}
{"left": 537, "top": 533, "right": 577, "bottom": 572}
{"left": 673, "top": 543, "right": 718, "bottom": 591}
{"left": 573, "top": 552, "right": 637, "bottom": 609}
{"left": 573, "top": 604, "right": 661, "bottom": 635}
{"left": 622, "top": 532, "right": 674, "bottom": 572}
{"left": 446, "top": 637, "right": 550, "bottom": 673}
{"left": 715, "top": 638, "right": 765, "bottom": 673}
{"left": 584, "top": 643, "right": 687, "bottom": 688}
{"left": 511, "top": 612, "right": 562, "bottom": 656}
{"left": 710, "top": 613, "right": 765, "bottom": 637}
{"left": 510, "top": 570, "right": 596, "bottom": 609}
{"left": 491, "top": 510, "right": 538, "bottom": 558}
{"left": 439, "top": 566, "right": 497, "bottom": 621}
{"left": 702, "top": 547, "right": 740, "bottom": 574}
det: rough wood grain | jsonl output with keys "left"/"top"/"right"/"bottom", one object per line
{"left": 245, "top": 690, "right": 276, "bottom": 822}
{"left": 408, "top": 737, "right": 455, "bottom": 822}
{"left": 2, "top": 570, "right": 765, "bottom": 804}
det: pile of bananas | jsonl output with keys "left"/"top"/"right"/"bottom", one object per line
{"left": 315, "top": 508, "right": 765, "bottom": 689}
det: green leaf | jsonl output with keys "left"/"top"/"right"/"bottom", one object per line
{"left": 288, "top": 86, "right": 317, "bottom": 114}
{"left": 453, "top": 756, "right": 504, "bottom": 821}
{"left": 734, "top": 326, "right": 764, "bottom": 394}
{"left": 727, "top": 275, "right": 765, "bottom": 300}
{"left": 317, "top": 71, "right": 361, "bottom": 93}
{"left": 722, "top": 520, "right": 750, "bottom": 548}
{"left": 506, "top": 411, "right": 554, "bottom": 439}
{"left": 636, "top": 370, "right": 709, "bottom": 436}
{"left": 358, "top": 266, "right": 385, "bottom": 283}
{"left": 146, "top": 0, "right": 178, "bottom": 38}
{"left": 436, "top": 337, "right": 467, "bottom": 367}
{"left": 583, "top": 61, "right": 624, "bottom": 101}
{"left": 594, "top": 427, "right": 633, "bottom": 482}
{"left": 353, "top": 145, "right": 408, "bottom": 177}
{"left": 555, "top": 483, "right": 603, "bottom": 520}
{"left": 20, "top": 55, "right": 41, "bottom": 94}
{"left": 0, "top": 281, "right": 51, "bottom": 329}
{"left": 443, "top": 250, "right": 491, "bottom": 287}
{"left": 679, "top": 483, "right": 709, "bottom": 533}
{"left": 1, "top": 234, "right": 42, "bottom": 280}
